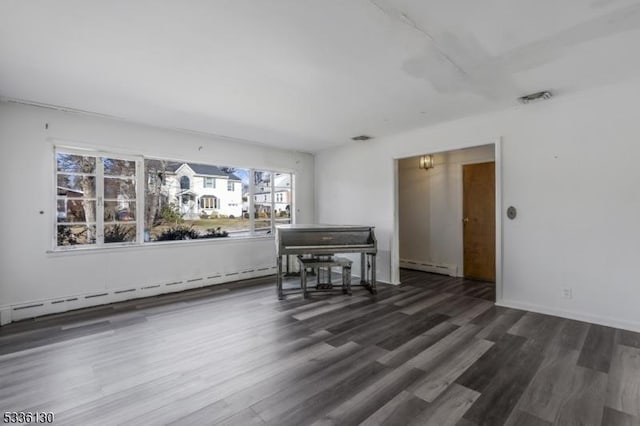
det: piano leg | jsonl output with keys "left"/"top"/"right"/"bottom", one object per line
{"left": 302, "top": 264, "right": 308, "bottom": 299}
{"left": 370, "top": 253, "right": 377, "bottom": 295}
{"left": 277, "top": 256, "right": 284, "bottom": 300}
{"left": 343, "top": 264, "right": 352, "bottom": 295}
{"left": 359, "top": 253, "right": 377, "bottom": 295}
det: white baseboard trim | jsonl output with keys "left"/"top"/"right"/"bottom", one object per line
{"left": 1, "top": 266, "right": 277, "bottom": 326}
{"left": 400, "top": 259, "right": 458, "bottom": 277}
{"left": 0, "top": 306, "right": 11, "bottom": 326}
{"left": 496, "top": 298, "right": 640, "bottom": 333}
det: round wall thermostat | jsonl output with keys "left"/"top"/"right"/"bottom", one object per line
{"left": 507, "top": 206, "right": 517, "bottom": 220}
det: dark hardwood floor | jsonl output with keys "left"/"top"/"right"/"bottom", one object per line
{"left": 1, "top": 269, "right": 639, "bottom": 425}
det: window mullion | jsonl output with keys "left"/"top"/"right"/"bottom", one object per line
{"left": 96, "top": 157, "right": 104, "bottom": 245}
{"left": 136, "top": 159, "right": 145, "bottom": 244}
{"left": 291, "top": 173, "right": 295, "bottom": 224}
{"left": 249, "top": 169, "right": 255, "bottom": 237}
{"left": 271, "top": 172, "right": 276, "bottom": 234}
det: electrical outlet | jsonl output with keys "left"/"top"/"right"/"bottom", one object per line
{"left": 562, "top": 288, "right": 572, "bottom": 299}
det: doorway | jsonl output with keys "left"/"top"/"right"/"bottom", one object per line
{"left": 394, "top": 142, "right": 501, "bottom": 300}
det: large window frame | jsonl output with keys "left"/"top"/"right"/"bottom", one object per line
{"left": 54, "top": 147, "right": 145, "bottom": 250}
{"left": 53, "top": 147, "right": 294, "bottom": 251}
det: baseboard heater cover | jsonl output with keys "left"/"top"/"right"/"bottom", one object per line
{"left": 399, "top": 259, "right": 458, "bottom": 277}
{"left": 1, "top": 266, "right": 276, "bottom": 325}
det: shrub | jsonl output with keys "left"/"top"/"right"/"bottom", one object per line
{"left": 228, "top": 214, "right": 235, "bottom": 219}
{"left": 199, "top": 212, "right": 210, "bottom": 219}
{"left": 202, "top": 227, "right": 229, "bottom": 238}
{"left": 155, "top": 225, "right": 199, "bottom": 241}
{"left": 57, "top": 226, "right": 86, "bottom": 246}
{"left": 160, "top": 203, "right": 183, "bottom": 224}
{"left": 104, "top": 224, "right": 134, "bottom": 243}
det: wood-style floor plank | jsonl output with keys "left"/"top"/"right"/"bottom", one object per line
{"left": 606, "top": 344, "right": 640, "bottom": 418}
{"left": 577, "top": 323, "right": 616, "bottom": 373}
{"left": 359, "top": 390, "right": 428, "bottom": 426}
{"left": 0, "top": 269, "right": 636, "bottom": 425}
{"left": 602, "top": 407, "right": 640, "bottom": 426}
{"left": 514, "top": 349, "right": 582, "bottom": 422}
{"left": 409, "top": 383, "right": 480, "bottom": 426}
{"left": 411, "top": 338, "right": 493, "bottom": 402}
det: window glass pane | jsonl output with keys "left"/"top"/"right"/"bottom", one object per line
{"left": 144, "top": 160, "right": 250, "bottom": 240}
{"left": 55, "top": 150, "right": 140, "bottom": 249}
{"left": 57, "top": 175, "right": 96, "bottom": 197}
{"left": 104, "top": 201, "right": 136, "bottom": 222}
{"left": 104, "top": 158, "right": 135, "bottom": 176}
{"left": 254, "top": 170, "right": 272, "bottom": 235}
{"left": 104, "top": 224, "right": 136, "bottom": 243}
{"left": 143, "top": 159, "right": 171, "bottom": 240}
{"left": 273, "top": 172, "right": 291, "bottom": 222}
{"left": 104, "top": 177, "right": 136, "bottom": 200}
{"left": 57, "top": 224, "right": 96, "bottom": 246}
{"left": 57, "top": 199, "right": 95, "bottom": 223}
{"left": 56, "top": 153, "right": 96, "bottom": 173}
{"left": 180, "top": 176, "right": 191, "bottom": 190}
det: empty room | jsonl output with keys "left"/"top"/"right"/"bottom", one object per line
{"left": 1, "top": 1, "right": 640, "bottom": 425}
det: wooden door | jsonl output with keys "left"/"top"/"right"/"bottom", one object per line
{"left": 463, "top": 162, "right": 495, "bottom": 282}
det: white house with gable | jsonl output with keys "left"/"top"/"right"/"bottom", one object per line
{"left": 164, "top": 163, "right": 243, "bottom": 219}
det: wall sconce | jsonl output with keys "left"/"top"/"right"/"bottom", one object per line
{"left": 419, "top": 155, "right": 434, "bottom": 170}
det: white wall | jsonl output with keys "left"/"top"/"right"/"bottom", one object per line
{"left": 316, "top": 78, "right": 640, "bottom": 332}
{"left": 0, "top": 102, "right": 314, "bottom": 324}
{"left": 399, "top": 145, "right": 495, "bottom": 276}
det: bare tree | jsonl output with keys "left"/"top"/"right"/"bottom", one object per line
{"left": 144, "top": 159, "right": 168, "bottom": 234}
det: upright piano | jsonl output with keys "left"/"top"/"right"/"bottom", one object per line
{"left": 275, "top": 224, "right": 377, "bottom": 299}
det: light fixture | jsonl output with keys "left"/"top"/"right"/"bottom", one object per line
{"left": 419, "top": 155, "right": 434, "bottom": 170}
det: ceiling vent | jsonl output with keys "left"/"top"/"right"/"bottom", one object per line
{"left": 352, "top": 135, "right": 373, "bottom": 141}
{"left": 518, "top": 90, "right": 553, "bottom": 104}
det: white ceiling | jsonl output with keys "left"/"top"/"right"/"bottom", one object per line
{"left": 2, "top": 0, "right": 640, "bottom": 152}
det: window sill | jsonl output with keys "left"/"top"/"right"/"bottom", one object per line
{"left": 46, "top": 235, "right": 275, "bottom": 256}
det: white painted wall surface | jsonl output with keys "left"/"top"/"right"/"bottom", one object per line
{"left": 315, "top": 79, "right": 640, "bottom": 332}
{"left": 0, "top": 102, "right": 314, "bottom": 323}
{"left": 399, "top": 145, "right": 495, "bottom": 276}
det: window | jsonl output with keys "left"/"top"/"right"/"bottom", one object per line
{"left": 273, "top": 172, "right": 292, "bottom": 225}
{"left": 56, "top": 149, "right": 140, "bottom": 248}
{"left": 204, "top": 177, "right": 215, "bottom": 188}
{"left": 180, "top": 176, "right": 191, "bottom": 190}
{"left": 200, "top": 196, "right": 219, "bottom": 209}
{"left": 144, "top": 160, "right": 255, "bottom": 240}
{"left": 55, "top": 149, "right": 293, "bottom": 248}
{"left": 253, "top": 170, "right": 272, "bottom": 236}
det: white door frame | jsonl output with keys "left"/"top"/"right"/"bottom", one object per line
{"left": 391, "top": 138, "right": 503, "bottom": 302}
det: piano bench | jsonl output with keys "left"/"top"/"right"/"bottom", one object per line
{"left": 297, "top": 256, "right": 353, "bottom": 298}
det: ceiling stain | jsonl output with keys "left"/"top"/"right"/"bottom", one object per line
{"left": 495, "top": 3, "right": 640, "bottom": 74}
{"left": 369, "top": 0, "right": 640, "bottom": 101}
{"left": 367, "top": 0, "right": 468, "bottom": 78}
{"left": 591, "top": 0, "right": 632, "bottom": 8}
{"left": 368, "top": 0, "right": 520, "bottom": 100}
